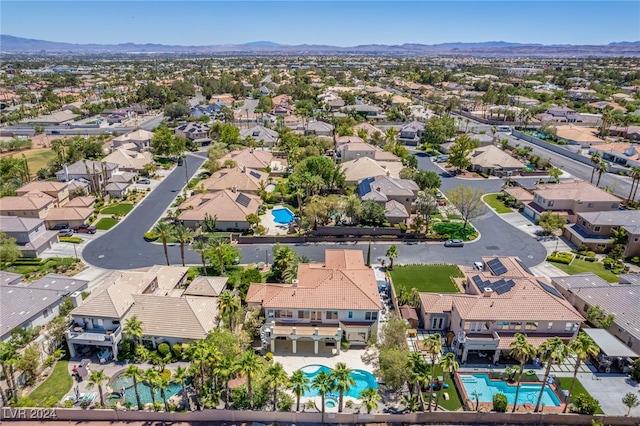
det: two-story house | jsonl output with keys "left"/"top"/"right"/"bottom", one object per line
{"left": 398, "top": 121, "right": 425, "bottom": 146}
{"left": 65, "top": 265, "right": 218, "bottom": 358}
{"left": 177, "top": 189, "right": 262, "bottom": 230}
{"left": 246, "top": 249, "right": 382, "bottom": 355}
{"left": 112, "top": 129, "right": 154, "bottom": 152}
{"left": 357, "top": 175, "right": 419, "bottom": 224}
{"left": 16, "top": 181, "right": 69, "bottom": 207}
{"left": 304, "top": 121, "right": 334, "bottom": 137}
{"left": 199, "top": 166, "right": 267, "bottom": 194}
{"left": 55, "top": 160, "right": 119, "bottom": 186}
{"left": 419, "top": 256, "right": 584, "bottom": 364}
{"left": 0, "top": 216, "right": 58, "bottom": 258}
{"left": 523, "top": 179, "right": 621, "bottom": 223}
{"left": 239, "top": 125, "right": 279, "bottom": 147}
{"left": 175, "top": 122, "right": 210, "bottom": 141}
{"left": 337, "top": 141, "right": 400, "bottom": 163}
{"left": 0, "top": 193, "right": 55, "bottom": 220}
{"left": 589, "top": 142, "right": 640, "bottom": 168}
{"left": 564, "top": 210, "right": 640, "bottom": 256}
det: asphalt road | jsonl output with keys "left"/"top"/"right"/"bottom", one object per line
{"left": 82, "top": 149, "right": 547, "bottom": 270}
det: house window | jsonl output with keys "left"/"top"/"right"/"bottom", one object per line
{"left": 525, "top": 322, "right": 538, "bottom": 331}
{"left": 470, "top": 322, "right": 483, "bottom": 332}
{"left": 326, "top": 311, "right": 338, "bottom": 320}
{"left": 311, "top": 311, "right": 322, "bottom": 321}
{"left": 298, "top": 310, "right": 310, "bottom": 319}
{"left": 565, "top": 322, "right": 579, "bottom": 332}
{"left": 612, "top": 203, "right": 619, "bottom": 209}
{"left": 275, "top": 310, "right": 293, "bottom": 319}
{"left": 588, "top": 203, "right": 594, "bottom": 208}
{"left": 496, "top": 321, "right": 509, "bottom": 330}
{"left": 547, "top": 322, "right": 553, "bottom": 330}
{"left": 594, "top": 226, "right": 601, "bottom": 232}
{"left": 365, "top": 312, "right": 378, "bottom": 321}
{"left": 635, "top": 238, "right": 639, "bottom": 242}
{"left": 548, "top": 200, "right": 554, "bottom": 207}
{"left": 348, "top": 311, "right": 353, "bottom": 319}
{"left": 582, "top": 221, "right": 586, "bottom": 227}
{"left": 42, "top": 308, "right": 50, "bottom": 318}
{"left": 509, "top": 321, "right": 522, "bottom": 330}
{"left": 432, "top": 318, "right": 439, "bottom": 329}
{"left": 583, "top": 303, "right": 590, "bottom": 312}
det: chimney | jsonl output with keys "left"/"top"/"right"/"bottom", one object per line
{"left": 232, "top": 185, "right": 237, "bottom": 193}
{"left": 386, "top": 170, "right": 390, "bottom": 177}
{"left": 483, "top": 288, "right": 494, "bottom": 297}
{"left": 292, "top": 279, "right": 299, "bottom": 287}
{"left": 376, "top": 186, "right": 381, "bottom": 192}
{"left": 242, "top": 166, "right": 246, "bottom": 173}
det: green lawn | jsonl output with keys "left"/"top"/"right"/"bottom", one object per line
{"left": 100, "top": 203, "right": 134, "bottom": 215}
{"left": 483, "top": 193, "right": 513, "bottom": 214}
{"left": 420, "top": 366, "right": 463, "bottom": 411}
{"left": 549, "top": 258, "right": 618, "bottom": 283}
{"left": 19, "top": 148, "right": 57, "bottom": 179}
{"left": 557, "top": 377, "right": 604, "bottom": 414}
{"left": 389, "top": 265, "right": 462, "bottom": 293}
{"left": 95, "top": 217, "right": 118, "bottom": 230}
{"left": 28, "top": 359, "right": 72, "bottom": 406}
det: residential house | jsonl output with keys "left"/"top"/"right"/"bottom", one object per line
{"left": 1, "top": 273, "right": 88, "bottom": 342}
{"left": 337, "top": 141, "right": 400, "bottom": 162}
{"left": 567, "top": 88, "right": 597, "bottom": 101}
{"left": 564, "top": 210, "right": 640, "bottom": 256}
{"left": 65, "top": 265, "right": 216, "bottom": 358}
{"left": 341, "top": 104, "right": 384, "bottom": 120}
{"left": 45, "top": 207, "right": 93, "bottom": 229}
{"left": 112, "top": 129, "right": 154, "bottom": 152}
{"left": 353, "top": 122, "right": 384, "bottom": 141}
{"left": 523, "top": 179, "right": 621, "bottom": 223}
{"left": 589, "top": 101, "right": 627, "bottom": 113}
{"left": 0, "top": 192, "right": 55, "bottom": 219}
{"left": 555, "top": 125, "right": 605, "bottom": 147}
{"left": 16, "top": 181, "right": 69, "bottom": 207}
{"left": 589, "top": 142, "right": 640, "bottom": 168}
{"left": 304, "top": 121, "right": 334, "bottom": 137}
{"left": 246, "top": 249, "right": 382, "bottom": 354}
{"left": 175, "top": 122, "right": 211, "bottom": 143}
{"left": 391, "top": 95, "right": 412, "bottom": 106}
{"left": 468, "top": 145, "right": 526, "bottom": 176}
{"left": 217, "top": 148, "right": 286, "bottom": 172}
{"left": 271, "top": 102, "right": 295, "bottom": 116}
{"left": 0, "top": 216, "right": 58, "bottom": 258}
{"left": 608, "top": 125, "right": 640, "bottom": 141}
{"left": 21, "top": 111, "right": 78, "bottom": 126}
{"left": 104, "top": 108, "right": 133, "bottom": 124}
{"left": 398, "top": 121, "right": 425, "bottom": 146}
{"left": 357, "top": 175, "right": 419, "bottom": 223}
{"left": 199, "top": 166, "right": 267, "bottom": 194}
{"left": 551, "top": 274, "right": 640, "bottom": 357}
{"left": 239, "top": 125, "right": 279, "bottom": 147}
{"left": 55, "top": 160, "right": 119, "bottom": 189}
{"left": 103, "top": 148, "right": 153, "bottom": 173}
{"left": 340, "top": 157, "right": 404, "bottom": 185}
{"left": 419, "top": 256, "right": 584, "bottom": 363}
{"left": 66, "top": 196, "right": 96, "bottom": 209}
{"left": 177, "top": 189, "right": 262, "bottom": 230}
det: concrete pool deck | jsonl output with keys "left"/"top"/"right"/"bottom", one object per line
{"left": 260, "top": 205, "right": 294, "bottom": 235}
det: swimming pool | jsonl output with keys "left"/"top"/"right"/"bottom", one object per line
{"left": 110, "top": 373, "right": 182, "bottom": 405}
{"left": 272, "top": 207, "right": 295, "bottom": 224}
{"left": 458, "top": 374, "right": 561, "bottom": 407}
{"left": 299, "top": 364, "right": 378, "bottom": 398}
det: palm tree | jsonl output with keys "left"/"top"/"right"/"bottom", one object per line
{"left": 408, "top": 351, "right": 428, "bottom": 411}
{"left": 87, "top": 369, "right": 109, "bottom": 406}
{"left": 214, "top": 355, "right": 237, "bottom": 408}
{"left": 589, "top": 151, "right": 601, "bottom": 184}
{"left": 359, "top": 387, "right": 381, "bottom": 414}
{"left": 157, "top": 376, "right": 171, "bottom": 412}
{"left": 289, "top": 370, "right": 310, "bottom": 412}
{"left": 627, "top": 166, "right": 640, "bottom": 203}
{"left": 509, "top": 333, "right": 537, "bottom": 412}
{"left": 144, "top": 368, "right": 160, "bottom": 409}
{"left": 237, "top": 350, "right": 263, "bottom": 409}
{"left": 153, "top": 221, "right": 174, "bottom": 265}
{"left": 470, "top": 390, "right": 481, "bottom": 411}
{"left": 596, "top": 161, "right": 609, "bottom": 187}
{"left": 312, "top": 370, "right": 333, "bottom": 416}
{"left": 423, "top": 333, "right": 443, "bottom": 411}
{"left": 217, "top": 290, "right": 240, "bottom": 331}
{"left": 190, "top": 238, "right": 208, "bottom": 275}
{"left": 265, "top": 362, "right": 289, "bottom": 411}
{"left": 0, "top": 342, "right": 19, "bottom": 402}
{"left": 173, "top": 366, "right": 190, "bottom": 410}
{"left": 535, "top": 337, "right": 569, "bottom": 412}
{"left": 402, "top": 394, "right": 421, "bottom": 412}
{"left": 173, "top": 225, "right": 194, "bottom": 266}
{"left": 207, "top": 237, "right": 228, "bottom": 275}
{"left": 385, "top": 245, "right": 399, "bottom": 269}
{"left": 564, "top": 332, "right": 599, "bottom": 412}
{"left": 434, "top": 352, "right": 458, "bottom": 411}
{"left": 330, "top": 362, "right": 355, "bottom": 413}
{"left": 123, "top": 316, "right": 144, "bottom": 349}
{"left": 124, "top": 365, "right": 144, "bottom": 410}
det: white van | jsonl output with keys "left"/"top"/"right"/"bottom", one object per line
{"left": 497, "top": 126, "right": 512, "bottom": 133}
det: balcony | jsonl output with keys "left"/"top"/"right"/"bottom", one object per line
{"left": 565, "top": 224, "right": 613, "bottom": 243}
{"left": 66, "top": 326, "right": 122, "bottom": 344}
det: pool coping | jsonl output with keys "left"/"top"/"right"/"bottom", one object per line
{"left": 298, "top": 364, "right": 378, "bottom": 399}
{"left": 455, "top": 372, "right": 567, "bottom": 413}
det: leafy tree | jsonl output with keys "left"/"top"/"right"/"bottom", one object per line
{"left": 549, "top": 167, "right": 562, "bottom": 182}
{"left": 586, "top": 305, "right": 615, "bottom": 329}
{"left": 0, "top": 342, "right": 19, "bottom": 402}
{"left": 622, "top": 392, "right": 639, "bottom": 416}
{"left": 359, "top": 387, "right": 382, "bottom": 414}
{"left": 152, "top": 125, "right": 186, "bottom": 158}
{"left": 16, "top": 343, "right": 40, "bottom": 385}
{"left": 493, "top": 393, "right": 508, "bottom": 412}
{"left": 448, "top": 134, "right": 480, "bottom": 172}
{"left": 565, "top": 332, "right": 600, "bottom": 412}
{"left": 210, "top": 122, "right": 241, "bottom": 145}
{"left": 164, "top": 102, "right": 190, "bottom": 120}
{"left": 416, "top": 191, "right": 438, "bottom": 233}
{"left": 343, "top": 194, "right": 362, "bottom": 225}
{"left": 421, "top": 116, "right": 457, "bottom": 147}
{"left": 290, "top": 156, "right": 345, "bottom": 193}
{"left": 445, "top": 185, "right": 486, "bottom": 230}
{"left": 289, "top": 370, "right": 310, "bottom": 412}
{"left": 360, "top": 200, "right": 386, "bottom": 226}
{"left": 570, "top": 393, "right": 601, "bottom": 415}
{"left": 413, "top": 170, "right": 441, "bottom": 191}
{"left": 0, "top": 231, "right": 22, "bottom": 264}
{"left": 538, "top": 211, "right": 567, "bottom": 251}
{"left": 630, "top": 358, "right": 640, "bottom": 382}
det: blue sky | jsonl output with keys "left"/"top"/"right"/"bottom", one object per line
{"left": 2, "top": 1, "right": 639, "bottom": 46}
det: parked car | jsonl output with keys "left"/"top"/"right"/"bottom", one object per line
{"left": 444, "top": 239, "right": 464, "bottom": 247}
{"left": 473, "top": 261, "right": 484, "bottom": 271}
{"left": 50, "top": 223, "right": 70, "bottom": 230}
{"left": 434, "top": 155, "right": 449, "bottom": 163}
{"left": 58, "top": 228, "right": 74, "bottom": 237}
{"left": 136, "top": 178, "right": 151, "bottom": 184}
{"left": 437, "top": 199, "right": 448, "bottom": 206}
{"left": 177, "top": 158, "right": 184, "bottom": 166}
{"left": 73, "top": 224, "right": 97, "bottom": 234}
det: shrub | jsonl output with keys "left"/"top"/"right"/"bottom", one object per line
{"left": 493, "top": 393, "right": 508, "bottom": 412}
{"left": 172, "top": 343, "right": 183, "bottom": 360}
{"left": 43, "top": 355, "right": 55, "bottom": 368}
{"left": 144, "top": 231, "right": 159, "bottom": 242}
{"left": 160, "top": 368, "right": 171, "bottom": 382}
{"left": 432, "top": 222, "right": 477, "bottom": 241}
{"left": 157, "top": 342, "right": 170, "bottom": 357}
{"left": 546, "top": 254, "right": 572, "bottom": 264}
{"left": 630, "top": 358, "right": 640, "bottom": 382}
{"left": 584, "top": 256, "right": 596, "bottom": 262}
{"left": 570, "top": 393, "right": 600, "bottom": 415}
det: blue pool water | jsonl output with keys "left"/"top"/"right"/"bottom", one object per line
{"left": 111, "top": 373, "right": 182, "bottom": 405}
{"left": 459, "top": 374, "right": 561, "bottom": 407}
{"left": 300, "top": 365, "right": 378, "bottom": 398}
{"left": 272, "top": 207, "right": 295, "bottom": 224}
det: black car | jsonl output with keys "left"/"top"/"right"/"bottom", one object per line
{"left": 50, "top": 223, "right": 70, "bottom": 230}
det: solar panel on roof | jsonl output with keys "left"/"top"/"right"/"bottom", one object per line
{"left": 472, "top": 275, "right": 486, "bottom": 292}
{"left": 538, "top": 280, "right": 564, "bottom": 299}
{"left": 487, "top": 258, "right": 508, "bottom": 276}
{"left": 358, "top": 177, "right": 373, "bottom": 196}
{"left": 249, "top": 170, "right": 261, "bottom": 179}
{"left": 235, "top": 193, "right": 251, "bottom": 208}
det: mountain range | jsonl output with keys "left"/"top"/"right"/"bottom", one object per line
{"left": 2, "top": 35, "right": 640, "bottom": 57}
